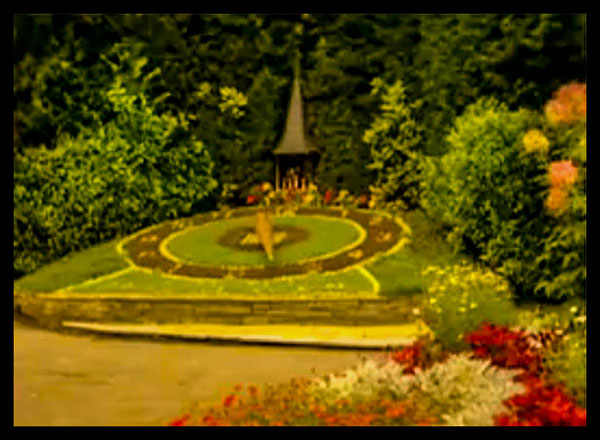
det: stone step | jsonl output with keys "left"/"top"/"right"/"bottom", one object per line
{"left": 14, "top": 293, "right": 425, "bottom": 329}
{"left": 60, "top": 321, "right": 431, "bottom": 350}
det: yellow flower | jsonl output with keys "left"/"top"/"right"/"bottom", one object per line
{"left": 303, "top": 193, "right": 315, "bottom": 204}
{"left": 523, "top": 129, "right": 550, "bottom": 154}
{"left": 261, "top": 182, "right": 273, "bottom": 192}
{"left": 336, "top": 190, "right": 349, "bottom": 201}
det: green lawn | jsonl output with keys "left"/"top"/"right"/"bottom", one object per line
{"left": 367, "top": 209, "right": 463, "bottom": 297}
{"left": 164, "top": 215, "right": 362, "bottom": 266}
{"left": 14, "top": 236, "right": 129, "bottom": 293}
{"left": 59, "top": 266, "right": 377, "bottom": 299}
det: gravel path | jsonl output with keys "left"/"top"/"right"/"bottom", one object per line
{"left": 14, "top": 318, "right": 367, "bottom": 426}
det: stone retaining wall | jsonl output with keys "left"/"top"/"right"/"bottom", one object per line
{"left": 14, "top": 293, "right": 424, "bottom": 329}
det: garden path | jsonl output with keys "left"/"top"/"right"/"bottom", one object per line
{"left": 14, "top": 318, "right": 366, "bottom": 426}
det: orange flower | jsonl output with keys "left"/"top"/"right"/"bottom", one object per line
{"left": 549, "top": 161, "right": 578, "bottom": 188}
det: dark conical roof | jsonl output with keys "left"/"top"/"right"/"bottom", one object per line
{"left": 274, "top": 77, "right": 318, "bottom": 155}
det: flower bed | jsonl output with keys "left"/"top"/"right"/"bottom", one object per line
{"left": 168, "top": 320, "right": 585, "bottom": 426}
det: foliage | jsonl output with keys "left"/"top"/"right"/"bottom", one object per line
{"left": 309, "top": 358, "right": 411, "bottom": 403}
{"left": 364, "top": 79, "right": 423, "bottom": 209}
{"left": 465, "top": 323, "right": 547, "bottom": 376}
{"left": 304, "top": 15, "right": 421, "bottom": 194}
{"left": 420, "top": 97, "right": 543, "bottom": 261}
{"left": 175, "top": 376, "right": 436, "bottom": 426}
{"left": 494, "top": 376, "right": 586, "bottom": 426}
{"left": 409, "top": 353, "right": 525, "bottom": 426}
{"left": 463, "top": 321, "right": 586, "bottom": 425}
{"left": 14, "top": 84, "right": 217, "bottom": 276}
{"left": 421, "top": 262, "right": 518, "bottom": 351}
{"left": 543, "top": 308, "right": 586, "bottom": 407}
{"left": 421, "top": 90, "right": 585, "bottom": 302}
{"left": 413, "top": 14, "right": 585, "bottom": 156}
{"left": 532, "top": 84, "right": 586, "bottom": 301}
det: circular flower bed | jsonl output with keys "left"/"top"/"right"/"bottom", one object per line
{"left": 121, "top": 207, "right": 404, "bottom": 279}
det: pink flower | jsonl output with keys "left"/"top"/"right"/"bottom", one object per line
{"left": 545, "top": 83, "right": 586, "bottom": 124}
{"left": 545, "top": 186, "right": 569, "bottom": 215}
{"left": 549, "top": 161, "right": 578, "bottom": 188}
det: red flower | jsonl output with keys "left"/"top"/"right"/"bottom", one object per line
{"left": 223, "top": 394, "right": 237, "bottom": 408}
{"left": 247, "top": 195, "right": 258, "bottom": 205}
{"left": 357, "top": 194, "right": 369, "bottom": 208}
{"left": 324, "top": 190, "right": 335, "bottom": 205}
{"left": 202, "top": 415, "right": 225, "bottom": 426}
{"left": 391, "top": 341, "right": 423, "bottom": 374}
{"left": 464, "top": 323, "right": 544, "bottom": 375}
{"left": 168, "top": 413, "right": 190, "bottom": 426}
{"left": 496, "top": 384, "right": 586, "bottom": 426}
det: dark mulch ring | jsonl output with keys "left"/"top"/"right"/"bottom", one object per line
{"left": 121, "top": 207, "right": 405, "bottom": 279}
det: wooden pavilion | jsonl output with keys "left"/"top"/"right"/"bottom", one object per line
{"left": 274, "top": 74, "right": 319, "bottom": 191}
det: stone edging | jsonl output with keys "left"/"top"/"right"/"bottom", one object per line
{"left": 14, "top": 292, "right": 425, "bottom": 330}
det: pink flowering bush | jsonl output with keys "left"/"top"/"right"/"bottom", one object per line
{"left": 421, "top": 83, "right": 585, "bottom": 302}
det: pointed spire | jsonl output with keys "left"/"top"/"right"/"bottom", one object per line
{"left": 274, "top": 51, "right": 317, "bottom": 155}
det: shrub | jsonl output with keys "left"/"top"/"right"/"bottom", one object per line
{"left": 495, "top": 380, "right": 586, "bottom": 426}
{"left": 14, "top": 84, "right": 217, "bottom": 276}
{"left": 533, "top": 87, "right": 586, "bottom": 300}
{"left": 465, "top": 323, "right": 546, "bottom": 376}
{"left": 420, "top": 97, "right": 544, "bottom": 271}
{"left": 364, "top": 78, "right": 423, "bottom": 209}
{"left": 309, "top": 358, "right": 412, "bottom": 403}
{"left": 543, "top": 309, "right": 586, "bottom": 407}
{"left": 410, "top": 353, "right": 525, "bottom": 426}
{"left": 421, "top": 262, "right": 518, "bottom": 351}
{"left": 420, "top": 91, "right": 586, "bottom": 302}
